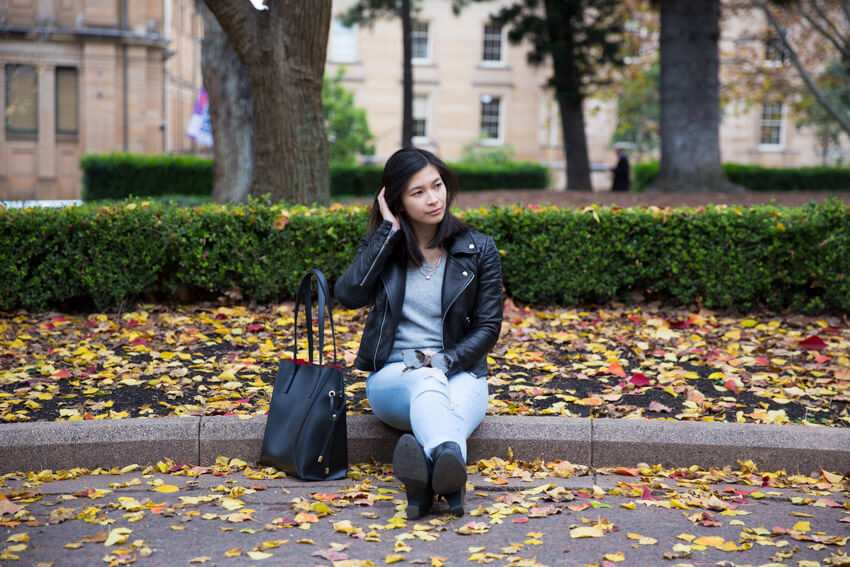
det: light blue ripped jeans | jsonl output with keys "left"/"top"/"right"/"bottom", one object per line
{"left": 366, "top": 362, "right": 489, "bottom": 462}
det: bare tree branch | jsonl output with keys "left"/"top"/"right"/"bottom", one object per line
{"left": 840, "top": 0, "right": 850, "bottom": 31}
{"left": 807, "top": 0, "right": 847, "bottom": 52}
{"left": 797, "top": 6, "right": 846, "bottom": 55}
{"left": 759, "top": 0, "right": 850, "bottom": 136}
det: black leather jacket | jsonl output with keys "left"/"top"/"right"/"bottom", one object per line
{"left": 334, "top": 220, "right": 503, "bottom": 377}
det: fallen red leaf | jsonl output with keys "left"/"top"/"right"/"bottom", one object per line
{"left": 629, "top": 374, "right": 650, "bottom": 387}
{"left": 797, "top": 336, "right": 828, "bottom": 351}
{"left": 639, "top": 487, "right": 664, "bottom": 501}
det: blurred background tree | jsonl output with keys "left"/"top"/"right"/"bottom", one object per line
{"left": 323, "top": 68, "right": 376, "bottom": 166}
{"left": 794, "top": 61, "right": 850, "bottom": 165}
{"left": 611, "top": 58, "right": 660, "bottom": 160}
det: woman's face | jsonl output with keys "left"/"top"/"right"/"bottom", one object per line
{"left": 399, "top": 164, "right": 446, "bottom": 230}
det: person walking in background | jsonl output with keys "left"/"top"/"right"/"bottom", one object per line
{"left": 611, "top": 146, "right": 631, "bottom": 192}
{"left": 334, "top": 147, "right": 503, "bottom": 520}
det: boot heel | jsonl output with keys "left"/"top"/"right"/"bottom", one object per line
{"left": 444, "top": 488, "right": 465, "bottom": 517}
{"left": 405, "top": 495, "right": 433, "bottom": 520}
{"left": 392, "top": 434, "right": 433, "bottom": 520}
{"left": 431, "top": 441, "right": 466, "bottom": 495}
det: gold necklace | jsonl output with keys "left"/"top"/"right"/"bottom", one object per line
{"left": 419, "top": 253, "right": 442, "bottom": 280}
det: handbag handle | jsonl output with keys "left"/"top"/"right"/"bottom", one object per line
{"left": 292, "top": 269, "right": 338, "bottom": 367}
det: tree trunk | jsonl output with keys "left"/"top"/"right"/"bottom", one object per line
{"left": 198, "top": 1, "right": 253, "bottom": 204}
{"left": 546, "top": 0, "right": 592, "bottom": 191}
{"left": 652, "top": 0, "right": 740, "bottom": 192}
{"left": 203, "top": 0, "right": 331, "bottom": 205}
{"left": 401, "top": 0, "right": 413, "bottom": 148}
{"left": 555, "top": 91, "right": 593, "bottom": 191}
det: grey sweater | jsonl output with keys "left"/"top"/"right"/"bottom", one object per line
{"left": 387, "top": 256, "right": 446, "bottom": 363}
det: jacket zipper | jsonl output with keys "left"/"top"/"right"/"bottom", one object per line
{"left": 441, "top": 273, "right": 475, "bottom": 350}
{"left": 374, "top": 279, "right": 390, "bottom": 363}
{"left": 359, "top": 233, "right": 392, "bottom": 287}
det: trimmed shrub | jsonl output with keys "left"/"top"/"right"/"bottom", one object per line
{"left": 451, "top": 162, "right": 550, "bottom": 191}
{"left": 1, "top": 199, "right": 848, "bottom": 313}
{"left": 81, "top": 153, "right": 213, "bottom": 201}
{"left": 81, "top": 154, "right": 550, "bottom": 201}
{"left": 632, "top": 161, "right": 850, "bottom": 192}
{"left": 329, "top": 164, "right": 384, "bottom": 197}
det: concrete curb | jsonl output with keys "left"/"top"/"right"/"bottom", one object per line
{"left": 1, "top": 415, "right": 848, "bottom": 474}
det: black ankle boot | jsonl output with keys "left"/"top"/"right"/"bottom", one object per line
{"left": 392, "top": 434, "right": 433, "bottom": 520}
{"left": 430, "top": 441, "right": 466, "bottom": 516}
{"left": 444, "top": 487, "right": 466, "bottom": 517}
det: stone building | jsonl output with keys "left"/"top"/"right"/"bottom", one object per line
{"left": 0, "top": 0, "right": 203, "bottom": 200}
{"left": 327, "top": 0, "right": 841, "bottom": 190}
{"left": 1, "top": 0, "right": 839, "bottom": 199}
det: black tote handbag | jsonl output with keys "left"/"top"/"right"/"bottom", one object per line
{"left": 260, "top": 269, "right": 347, "bottom": 480}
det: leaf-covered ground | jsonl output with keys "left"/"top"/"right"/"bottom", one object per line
{"left": 1, "top": 457, "right": 848, "bottom": 566}
{"left": 1, "top": 299, "right": 848, "bottom": 425}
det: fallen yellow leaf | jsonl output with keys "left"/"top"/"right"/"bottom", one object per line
{"left": 104, "top": 527, "right": 132, "bottom": 546}
{"left": 570, "top": 525, "right": 605, "bottom": 538}
{"left": 220, "top": 498, "right": 244, "bottom": 511}
{"left": 153, "top": 485, "right": 179, "bottom": 493}
{"left": 792, "top": 521, "right": 810, "bottom": 532}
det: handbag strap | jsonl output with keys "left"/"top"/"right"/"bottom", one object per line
{"left": 292, "top": 269, "right": 338, "bottom": 366}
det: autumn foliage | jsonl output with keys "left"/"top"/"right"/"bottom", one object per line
{"left": 1, "top": 199, "right": 848, "bottom": 312}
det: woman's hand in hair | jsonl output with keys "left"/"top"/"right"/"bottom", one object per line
{"left": 377, "top": 187, "right": 400, "bottom": 231}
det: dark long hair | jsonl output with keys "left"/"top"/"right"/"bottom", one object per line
{"left": 368, "top": 147, "right": 472, "bottom": 266}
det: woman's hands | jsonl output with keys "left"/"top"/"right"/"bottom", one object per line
{"left": 377, "top": 187, "right": 400, "bottom": 231}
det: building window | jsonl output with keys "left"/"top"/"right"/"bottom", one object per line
{"left": 56, "top": 67, "right": 79, "bottom": 135}
{"left": 482, "top": 23, "right": 504, "bottom": 64}
{"left": 5, "top": 64, "right": 38, "bottom": 135}
{"left": 480, "top": 95, "right": 501, "bottom": 141}
{"left": 760, "top": 101, "right": 784, "bottom": 146}
{"left": 329, "top": 18, "right": 358, "bottom": 63}
{"left": 412, "top": 94, "right": 428, "bottom": 140}
{"left": 411, "top": 21, "right": 430, "bottom": 62}
{"left": 765, "top": 31, "right": 789, "bottom": 65}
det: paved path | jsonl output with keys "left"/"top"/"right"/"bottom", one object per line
{"left": 2, "top": 415, "right": 848, "bottom": 565}
{"left": 2, "top": 466, "right": 848, "bottom": 566}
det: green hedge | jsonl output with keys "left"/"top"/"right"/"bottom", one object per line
{"left": 81, "top": 154, "right": 214, "bottom": 201}
{"left": 81, "top": 154, "right": 550, "bottom": 201}
{"left": 2, "top": 199, "right": 848, "bottom": 313}
{"left": 632, "top": 161, "right": 850, "bottom": 192}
